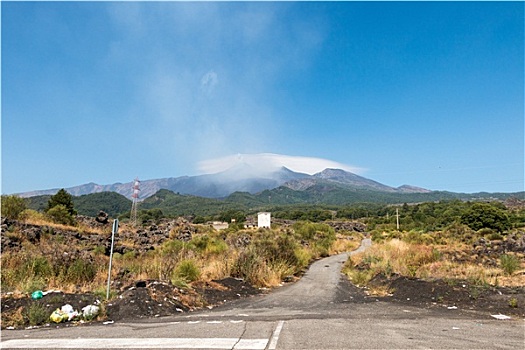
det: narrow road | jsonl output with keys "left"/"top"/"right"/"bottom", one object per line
{"left": 2, "top": 238, "right": 523, "bottom": 350}
{"left": 224, "top": 238, "right": 372, "bottom": 312}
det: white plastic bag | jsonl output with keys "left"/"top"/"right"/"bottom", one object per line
{"left": 82, "top": 305, "right": 100, "bottom": 319}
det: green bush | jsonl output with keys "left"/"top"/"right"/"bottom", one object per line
{"left": 347, "top": 269, "right": 373, "bottom": 286}
{"left": 1, "top": 195, "right": 27, "bottom": 220}
{"left": 161, "top": 239, "right": 185, "bottom": 256}
{"left": 232, "top": 246, "right": 264, "bottom": 285}
{"left": 64, "top": 259, "right": 97, "bottom": 284}
{"left": 46, "top": 204, "right": 76, "bottom": 225}
{"left": 26, "top": 302, "right": 48, "bottom": 326}
{"left": 509, "top": 297, "right": 518, "bottom": 308}
{"left": 174, "top": 260, "right": 200, "bottom": 282}
{"left": 500, "top": 254, "right": 520, "bottom": 276}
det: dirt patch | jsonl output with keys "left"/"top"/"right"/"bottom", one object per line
{"left": 366, "top": 273, "right": 525, "bottom": 317}
{"left": 193, "top": 277, "right": 261, "bottom": 306}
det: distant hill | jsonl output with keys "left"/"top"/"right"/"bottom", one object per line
{"left": 74, "top": 192, "right": 131, "bottom": 217}
{"left": 15, "top": 166, "right": 427, "bottom": 200}
{"left": 24, "top": 192, "right": 131, "bottom": 218}
{"left": 16, "top": 165, "right": 523, "bottom": 219}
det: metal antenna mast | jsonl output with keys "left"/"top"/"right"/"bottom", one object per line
{"left": 130, "top": 177, "right": 140, "bottom": 226}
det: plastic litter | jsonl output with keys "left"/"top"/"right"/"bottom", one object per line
{"left": 50, "top": 304, "right": 80, "bottom": 323}
{"left": 31, "top": 290, "right": 43, "bottom": 300}
{"left": 50, "top": 309, "right": 69, "bottom": 323}
{"left": 42, "top": 289, "right": 61, "bottom": 296}
{"left": 82, "top": 305, "right": 100, "bottom": 320}
{"left": 62, "top": 304, "right": 79, "bottom": 321}
{"left": 491, "top": 314, "right": 511, "bottom": 320}
{"left": 447, "top": 306, "right": 458, "bottom": 310}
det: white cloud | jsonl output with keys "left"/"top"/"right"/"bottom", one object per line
{"left": 198, "top": 153, "right": 365, "bottom": 175}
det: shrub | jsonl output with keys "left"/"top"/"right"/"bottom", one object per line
{"left": 500, "top": 254, "right": 520, "bottom": 276}
{"left": 26, "top": 302, "right": 48, "bottom": 326}
{"left": 232, "top": 247, "right": 267, "bottom": 286}
{"left": 1, "top": 195, "right": 27, "bottom": 220}
{"left": 347, "top": 269, "right": 373, "bottom": 286}
{"left": 64, "top": 259, "right": 97, "bottom": 284}
{"left": 46, "top": 205, "right": 76, "bottom": 226}
{"left": 19, "top": 209, "right": 46, "bottom": 223}
{"left": 509, "top": 297, "right": 518, "bottom": 308}
{"left": 294, "top": 247, "right": 312, "bottom": 270}
{"left": 189, "top": 235, "right": 228, "bottom": 255}
{"left": 175, "top": 260, "right": 200, "bottom": 282}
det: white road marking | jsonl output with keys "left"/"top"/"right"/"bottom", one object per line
{"left": 206, "top": 321, "right": 223, "bottom": 324}
{"left": 1, "top": 338, "right": 269, "bottom": 349}
{"left": 267, "top": 320, "right": 285, "bottom": 350}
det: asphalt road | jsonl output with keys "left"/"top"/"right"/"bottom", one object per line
{"left": 2, "top": 238, "right": 524, "bottom": 350}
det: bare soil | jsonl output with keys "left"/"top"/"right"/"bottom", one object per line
{"left": 1, "top": 277, "right": 262, "bottom": 329}
{"left": 367, "top": 273, "right": 525, "bottom": 317}
{"left": 3, "top": 272, "right": 523, "bottom": 330}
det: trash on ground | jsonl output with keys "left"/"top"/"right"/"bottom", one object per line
{"left": 31, "top": 290, "right": 43, "bottom": 300}
{"left": 42, "top": 290, "right": 61, "bottom": 296}
{"left": 50, "top": 309, "right": 69, "bottom": 323}
{"left": 61, "top": 304, "right": 79, "bottom": 321}
{"left": 50, "top": 304, "right": 80, "bottom": 323}
{"left": 491, "top": 314, "right": 511, "bottom": 320}
{"left": 82, "top": 305, "right": 100, "bottom": 319}
{"left": 447, "top": 306, "right": 458, "bottom": 310}
{"left": 103, "top": 320, "right": 114, "bottom": 325}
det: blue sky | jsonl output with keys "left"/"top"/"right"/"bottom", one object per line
{"left": 2, "top": 1, "right": 523, "bottom": 194}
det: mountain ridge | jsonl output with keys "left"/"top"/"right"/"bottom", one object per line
{"left": 16, "top": 165, "right": 430, "bottom": 200}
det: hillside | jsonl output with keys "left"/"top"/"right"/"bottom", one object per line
{"left": 19, "top": 166, "right": 523, "bottom": 219}
{"left": 23, "top": 187, "right": 524, "bottom": 220}
{"left": 15, "top": 167, "right": 425, "bottom": 200}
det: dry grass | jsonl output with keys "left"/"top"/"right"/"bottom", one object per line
{"left": 22, "top": 215, "right": 110, "bottom": 236}
{"left": 329, "top": 238, "right": 360, "bottom": 254}
{"left": 1, "top": 306, "right": 25, "bottom": 328}
{"left": 199, "top": 256, "right": 234, "bottom": 281}
{"left": 347, "top": 238, "right": 524, "bottom": 288}
{"left": 368, "top": 284, "right": 395, "bottom": 297}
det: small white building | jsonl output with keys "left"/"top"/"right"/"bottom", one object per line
{"left": 257, "top": 212, "right": 271, "bottom": 228}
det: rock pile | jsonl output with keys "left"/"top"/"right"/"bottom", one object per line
{"left": 472, "top": 231, "right": 525, "bottom": 256}
{"left": 0, "top": 216, "right": 199, "bottom": 256}
{"left": 327, "top": 221, "right": 367, "bottom": 233}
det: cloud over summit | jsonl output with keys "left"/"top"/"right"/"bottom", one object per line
{"left": 198, "top": 153, "right": 365, "bottom": 176}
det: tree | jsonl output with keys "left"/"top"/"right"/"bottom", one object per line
{"left": 1, "top": 195, "right": 27, "bottom": 220}
{"left": 46, "top": 189, "right": 76, "bottom": 216}
{"left": 460, "top": 202, "right": 511, "bottom": 232}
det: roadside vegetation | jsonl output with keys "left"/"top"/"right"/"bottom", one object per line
{"left": 2, "top": 191, "right": 523, "bottom": 327}
{"left": 343, "top": 200, "right": 525, "bottom": 296}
